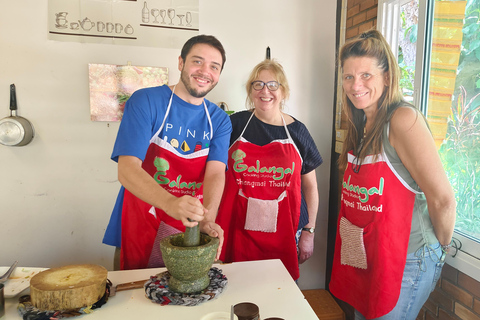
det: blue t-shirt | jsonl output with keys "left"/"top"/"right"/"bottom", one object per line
{"left": 103, "top": 85, "right": 232, "bottom": 247}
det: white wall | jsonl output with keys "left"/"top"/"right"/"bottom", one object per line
{"left": 0, "top": 0, "right": 336, "bottom": 290}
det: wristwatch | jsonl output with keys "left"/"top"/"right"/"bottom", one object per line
{"left": 302, "top": 227, "right": 315, "bottom": 234}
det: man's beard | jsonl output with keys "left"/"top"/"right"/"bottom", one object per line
{"left": 180, "top": 69, "right": 217, "bottom": 98}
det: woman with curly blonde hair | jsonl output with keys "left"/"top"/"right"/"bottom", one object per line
{"left": 216, "top": 59, "right": 322, "bottom": 281}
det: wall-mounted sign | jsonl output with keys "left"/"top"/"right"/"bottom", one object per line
{"left": 88, "top": 63, "right": 168, "bottom": 122}
{"left": 48, "top": 0, "right": 199, "bottom": 49}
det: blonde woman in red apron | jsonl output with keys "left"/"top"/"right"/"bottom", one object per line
{"left": 216, "top": 59, "right": 321, "bottom": 280}
{"left": 330, "top": 30, "right": 456, "bottom": 319}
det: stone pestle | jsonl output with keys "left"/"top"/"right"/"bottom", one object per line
{"left": 183, "top": 219, "right": 200, "bottom": 247}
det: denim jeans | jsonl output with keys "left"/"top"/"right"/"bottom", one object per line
{"left": 354, "top": 243, "right": 445, "bottom": 320}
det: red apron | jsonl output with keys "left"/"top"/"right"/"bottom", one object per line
{"left": 120, "top": 87, "right": 213, "bottom": 270}
{"left": 216, "top": 112, "right": 303, "bottom": 280}
{"left": 329, "top": 150, "right": 418, "bottom": 318}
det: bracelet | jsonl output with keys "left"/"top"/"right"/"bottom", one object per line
{"left": 441, "top": 243, "right": 452, "bottom": 254}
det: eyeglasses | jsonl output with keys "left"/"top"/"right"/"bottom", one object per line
{"left": 251, "top": 81, "right": 281, "bottom": 91}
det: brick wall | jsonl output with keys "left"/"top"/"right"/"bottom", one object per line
{"left": 417, "top": 263, "right": 480, "bottom": 320}
{"left": 336, "top": 264, "right": 480, "bottom": 319}
{"left": 346, "top": 0, "right": 377, "bottom": 40}
{"left": 334, "top": 1, "right": 480, "bottom": 319}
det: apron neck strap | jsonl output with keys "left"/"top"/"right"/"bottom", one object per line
{"left": 157, "top": 85, "right": 176, "bottom": 134}
{"left": 239, "top": 110, "right": 293, "bottom": 142}
{"left": 239, "top": 111, "right": 256, "bottom": 138}
{"left": 280, "top": 113, "right": 294, "bottom": 142}
{"left": 203, "top": 100, "right": 213, "bottom": 140}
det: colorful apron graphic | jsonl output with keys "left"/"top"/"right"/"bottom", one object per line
{"left": 120, "top": 86, "right": 213, "bottom": 270}
{"left": 216, "top": 112, "right": 303, "bottom": 280}
{"left": 329, "top": 150, "right": 419, "bottom": 318}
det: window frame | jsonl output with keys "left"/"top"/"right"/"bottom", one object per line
{"left": 377, "top": 0, "right": 431, "bottom": 112}
{"left": 377, "top": 0, "right": 480, "bottom": 283}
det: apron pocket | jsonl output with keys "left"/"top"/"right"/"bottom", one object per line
{"left": 147, "top": 221, "right": 181, "bottom": 268}
{"left": 339, "top": 217, "right": 368, "bottom": 269}
{"left": 244, "top": 197, "right": 279, "bottom": 233}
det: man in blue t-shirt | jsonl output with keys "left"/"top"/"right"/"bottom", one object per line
{"left": 103, "top": 35, "right": 232, "bottom": 270}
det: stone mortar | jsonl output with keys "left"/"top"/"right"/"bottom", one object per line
{"left": 160, "top": 233, "right": 219, "bottom": 293}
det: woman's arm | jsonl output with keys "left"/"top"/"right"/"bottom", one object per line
{"left": 389, "top": 107, "right": 456, "bottom": 245}
{"left": 298, "top": 170, "right": 319, "bottom": 264}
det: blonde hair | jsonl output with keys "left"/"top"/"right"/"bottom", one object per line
{"left": 245, "top": 59, "right": 290, "bottom": 111}
{"left": 338, "top": 29, "right": 413, "bottom": 170}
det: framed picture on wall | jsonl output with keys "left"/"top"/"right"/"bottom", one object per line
{"left": 88, "top": 63, "right": 168, "bottom": 121}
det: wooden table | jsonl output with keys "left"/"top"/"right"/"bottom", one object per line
{"left": 3, "top": 259, "right": 319, "bottom": 319}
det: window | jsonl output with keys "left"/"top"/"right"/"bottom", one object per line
{"left": 378, "top": 0, "right": 480, "bottom": 281}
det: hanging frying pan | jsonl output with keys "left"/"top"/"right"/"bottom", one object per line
{"left": 0, "top": 84, "right": 35, "bottom": 146}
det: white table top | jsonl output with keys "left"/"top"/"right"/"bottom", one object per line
{"left": 3, "top": 259, "right": 319, "bottom": 320}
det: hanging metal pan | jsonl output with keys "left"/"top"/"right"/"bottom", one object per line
{"left": 0, "top": 84, "right": 35, "bottom": 146}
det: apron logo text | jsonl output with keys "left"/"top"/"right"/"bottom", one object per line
{"left": 270, "top": 181, "right": 291, "bottom": 188}
{"left": 232, "top": 150, "right": 295, "bottom": 181}
{"left": 342, "top": 175, "right": 384, "bottom": 203}
{"left": 342, "top": 197, "right": 383, "bottom": 212}
{"left": 153, "top": 157, "right": 202, "bottom": 195}
{"left": 236, "top": 179, "right": 266, "bottom": 188}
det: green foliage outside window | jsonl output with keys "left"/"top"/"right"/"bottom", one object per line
{"left": 438, "top": 0, "right": 480, "bottom": 238}
{"left": 398, "top": 6, "right": 417, "bottom": 100}
{"left": 397, "top": 0, "right": 480, "bottom": 238}
{"left": 440, "top": 87, "right": 480, "bottom": 237}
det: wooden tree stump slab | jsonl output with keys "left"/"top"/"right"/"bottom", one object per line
{"left": 30, "top": 264, "right": 108, "bottom": 311}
